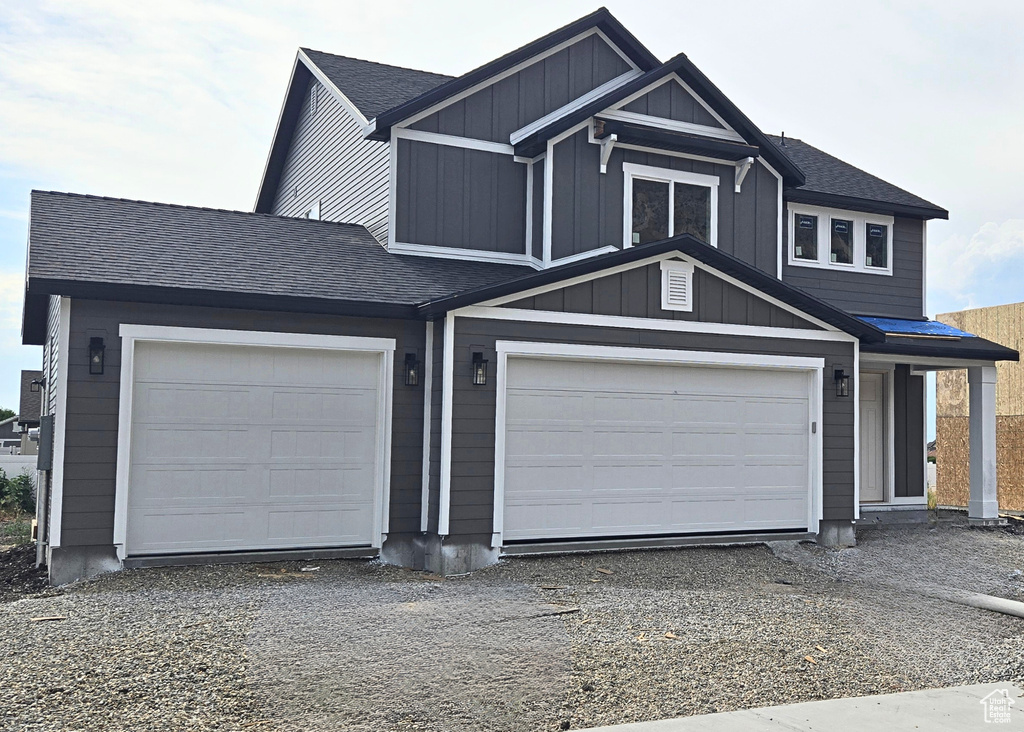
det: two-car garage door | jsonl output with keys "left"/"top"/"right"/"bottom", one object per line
{"left": 501, "top": 355, "right": 816, "bottom": 542}
{"left": 124, "top": 338, "right": 387, "bottom": 556}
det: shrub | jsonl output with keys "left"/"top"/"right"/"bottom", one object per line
{"left": 0, "top": 469, "right": 35, "bottom": 515}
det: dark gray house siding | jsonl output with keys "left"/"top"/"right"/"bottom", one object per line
{"left": 620, "top": 79, "right": 725, "bottom": 128}
{"left": 505, "top": 262, "right": 821, "bottom": 330}
{"left": 426, "top": 318, "right": 445, "bottom": 533}
{"left": 893, "top": 365, "right": 926, "bottom": 498}
{"left": 782, "top": 215, "right": 924, "bottom": 319}
{"left": 549, "top": 132, "right": 780, "bottom": 270}
{"left": 409, "top": 33, "right": 633, "bottom": 143}
{"left": 447, "top": 316, "right": 856, "bottom": 538}
{"left": 395, "top": 139, "right": 526, "bottom": 253}
{"left": 58, "top": 299, "right": 427, "bottom": 548}
{"left": 531, "top": 158, "right": 545, "bottom": 261}
{"left": 271, "top": 77, "right": 390, "bottom": 244}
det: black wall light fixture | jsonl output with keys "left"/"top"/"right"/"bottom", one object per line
{"left": 89, "top": 337, "right": 105, "bottom": 375}
{"left": 471, "top": 352, "right": 488, "bottom": 386}
{"left": 834, "top": 368, "right": 850, "bottom": 397}
{"left": 404, "top": 353, "right": 420, "bottom": 387}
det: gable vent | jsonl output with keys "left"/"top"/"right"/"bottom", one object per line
{"left": 660, "top": 260, "right": 694, "bottom": 312}
{"left": 310, "top": 83, "right": 319, "bottom": 116}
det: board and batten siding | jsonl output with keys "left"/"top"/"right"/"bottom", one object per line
{"left": 531, "top": 158, "right": 545, "bottom": 262}
{"left": 409, "top": 33, "right": 633, "bottom": 144}
{"left": 782, "top": 215, "right": 924, "bottom": 319}
{"left": 58, "top": 300, "right": 427, "bottom": 549}
{"left": 395, "top": 138, "right": 526, "bottom": 253}
{"left": 445, "top": 317, "right": 856, "bottom": 539}
{"left": 426, "top": 318, "right": 445, "bottom": 533}
{"left": 549, "top": 131, "right": 780, "bottom": 270}
{"left": 505, "top": 263, "right": 821, "bottom": 330}
{"left": 271, "top": 77, "right": 390, "bottom": 244}
{"left": 620, "top": 79, "right": 724, "bottom": 128}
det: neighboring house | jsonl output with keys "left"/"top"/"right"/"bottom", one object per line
{"left": 20, "top": 9, "right": 1019, "bottom": 584}
{"left": 936, "top": 302, "right": 1024, "bottom": 511}
{"left": 0, "top": 417, "right": 19, "bottom": 454}
{"left": 18, "top": 369, "right": 43, "bottom": 457}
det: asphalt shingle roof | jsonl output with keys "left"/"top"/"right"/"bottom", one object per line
{"left": 27, "top": 191, "right": 528, "bottom": 308}
{"left": 768, "top": 136, "right": 946, "bottom": 217}
{"left": 301, "top": 49, "right": 453, "bottom": 121}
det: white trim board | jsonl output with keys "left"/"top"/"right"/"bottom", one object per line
{"left": 490, "top": 340, "right": 825, "bottom": 546}
{"left": 389, "top": 241, "right": 542, "bottom": 269}
{"left": 47, "top": 296, "right": 71, "bottom": 550}
{"left": 598, "top": 109, "right": 745, "bottom": 143}
{"left": 112, "top": 325, "right": 396, "bottom": 561}
{"left": 392, "top": 127, "right": 515, "bottom": 156}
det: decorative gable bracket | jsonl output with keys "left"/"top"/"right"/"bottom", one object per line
{"left": 734, "top": 156, "right": 754, "bottom": 193}
{"left": 599, "top": 133, "right": 618, "bottom": 174}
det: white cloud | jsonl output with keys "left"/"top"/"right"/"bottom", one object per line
{"left": 929, "top": 219, "right": 1024, "bottom": 315}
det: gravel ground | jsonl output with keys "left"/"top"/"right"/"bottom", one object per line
{"left": 0, "top": 518, "right": 1021, "bottom": 731}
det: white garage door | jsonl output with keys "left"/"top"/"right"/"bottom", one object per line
{"left": 125, "top": 340, "right": 385, "bottom": 555}
{"left": 502, "top": 356, "right": 813, "bottom": 541}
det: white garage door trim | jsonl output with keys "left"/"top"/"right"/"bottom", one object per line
{"left": 113, "top": 325, "right": 396, "bottom": 561}
{"left": 492, "top": 341, "right": 825, "bottom": 547}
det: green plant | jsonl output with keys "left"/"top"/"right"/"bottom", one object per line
{"left": 0, "top": 469, "right": 35, "bottom": 515}
{"left": 0, "top": 407, "right": 14, "bottom": 421}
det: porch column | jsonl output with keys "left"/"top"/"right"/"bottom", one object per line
{"left": 968, "top": 365, "right": 999, "bottom": 524}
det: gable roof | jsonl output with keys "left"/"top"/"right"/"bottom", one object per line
{"left": 301, "top": 50, "right": 454, "bottom": 122}
{"left": 365, "top": 7, "right": 661, "bottom": 140}
{"left": 19, "top": 370, "right": 42, "bottom": 423}
{"left": 22, "top": 191, "right": 530, "bottom": 344}
{"left": 770, "top": 136, "right": 948, "bottom": 220}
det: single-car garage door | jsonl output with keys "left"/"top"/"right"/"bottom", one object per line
{"left": 125, "top": 339, "right": 387, "bottom": 556}
{"left": 501, "top": 355, "right": 815, "bottom": 542}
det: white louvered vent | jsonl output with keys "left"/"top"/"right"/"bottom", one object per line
{"left": 660, "top": 260, "right": 694, "bottom": 312}
{"left": 310, "top": 83, "right": 319, "bottom": 116}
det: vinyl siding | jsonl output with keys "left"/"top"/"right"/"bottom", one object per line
{"left": 549, "top": 130, "right": 779, "bottom": 269}
{"left": 446, "top": 316, "right": 856, "bottom": 537}
{"left": 409, "top": 33, "right": 633, "bottom": 143}
{"left": 40, "top": 295, "right": 62, "bottom": 544}
{"left": 271, "top": 77, "right": 390, "bottom": 244}
{"left": 395, "top": 138, "right": 526, "bottom": 253}
{"left": 505, "top": 263, "right": 821, "bottom": 329}
{"left": 893, "top": 365, "right": 926, "bottom": 498}
{"left": 620, "top": 79, "right": 724, "bottom": 128}
{"left": 59, "top": 300, "right": 427, "bottom": 548}
{"left": 782, "top": 215, "right": 924, "bottom": 319}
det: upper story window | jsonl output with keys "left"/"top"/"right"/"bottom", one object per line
{"left": 788, "top": 204, "right": 893, "bottom": 276}
{"left": 623, "top": 163, "right": 718, "bottom": 249}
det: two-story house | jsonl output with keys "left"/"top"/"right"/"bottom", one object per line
{"left": 21, "top": 9, "right": 1018, "bottom": 584}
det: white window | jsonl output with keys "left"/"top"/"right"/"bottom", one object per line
{"left": 660, "top": 260, "right": 694, "bottom": 312}
{"left": 623, "top": 163, "right": 719, "bottom": 249}
{"left": 787, "top": 204, "right": 893, "bottom": 276}
{"left": 302, "top": 201, "right": 320, "bottom": 220}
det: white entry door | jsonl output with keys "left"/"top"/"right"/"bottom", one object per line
{"left": 501, "top": 355, "right": 815, "bottom": 542}
{"left": 859, "top": 371, "right": 886, "bottom": 503}
{"left": 124, "top": 339, "right": 387, "bottom": 555}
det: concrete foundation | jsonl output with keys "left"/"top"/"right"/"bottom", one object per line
{"left": 47, "top": 545, "right": 121, "bottom": 585}
{"left": 857, "top": 505, "right": 930, "bottom": 527}
{"left": 816, "top": 520, "right": 856, "bottom": 548}
{"left": 416, "top": 535, "right": 500, "bottom": 575}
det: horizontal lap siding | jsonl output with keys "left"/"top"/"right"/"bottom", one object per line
{"left": 446, "top": 317, "right": 856, "bottom": 537}
{"left": 410, "top": 34, "right": 631, "bottom": 143}
{"left": 396, "top": 139, "right": 525, "bottom": 254}
{"left": 59, "top": 300, "right": 426, "bottom": 548}
{"left": 782, "top": 216, "right": 924, "bottom": 318}
{"left": 271, "top": 77, "right": 389, "bottom": 244}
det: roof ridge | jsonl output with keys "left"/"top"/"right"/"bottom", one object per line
{"left": 300, "top": 48, "right": 453, "bottom": 80}
{"left": 30, "top": 190, "right": 375, "bottom": 231}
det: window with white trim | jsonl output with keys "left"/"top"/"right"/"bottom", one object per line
{"left": 660, "top": 260, "right": 694, "bottom": 312}
{"left": 788, "top": 204, "right": 893, "bottom": 275}
{"left": 624, "top": 163, "right": 718, "bottom": 249}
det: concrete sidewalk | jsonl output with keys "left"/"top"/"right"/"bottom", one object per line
{"left": 580, "top": 683, "right": 1022, "bottom": 731}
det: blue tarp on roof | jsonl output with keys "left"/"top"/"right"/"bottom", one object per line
{"left": 857, "top": 317, "right": 977, "bottom": 338}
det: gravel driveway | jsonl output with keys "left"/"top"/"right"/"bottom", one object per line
{"left": 1, "top": 517, "right": 1022, "bottom": 731}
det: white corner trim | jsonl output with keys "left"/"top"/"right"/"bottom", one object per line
{"left": 510, "top": 70, "right": 642, "bottom": 145}
{"left": 438, "top": 314, "right": 455, "bottom": 537}
{"left": 112, "top": 325, "right": 396, "bottom": 559}
{"left": 491, "top": 346, "right": 508, "bottom": 548}
{"left": 47, "top": 297, "right": 71, "bottom": 550}
{"left": 389, "top": 241, "right": 542, "bottom": 268}
{"left": 392, "top": 127, "right": 515, "bottom": 156}
{"left": 853, "top": 339, "right": 861, "bottom": 519}
{"left": 787, "top": 203, "right": 895, "bottom": 276}
{"left": 598, "top": 109, "right": 745, "bottom": 142}
{"left": 922, "top": 220, "right": 928, "bottom": 317}
{"left": 622, "top": 162, "right": 719, "bottom": 249}
{"left": 420, "top": 320, "right": 434, "bottom": 533}
{"left": 525, "top": 161, "right": 534, "bottom": 257}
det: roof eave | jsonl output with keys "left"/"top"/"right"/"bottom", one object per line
{"left": 254, "top": 53, "right": 314, "bottom": 213}
{"left": 785, "top": 189, "right": 949, "bottom": 220}
{"left": 861, "top": 338, "right": 1019, "bottom": 362}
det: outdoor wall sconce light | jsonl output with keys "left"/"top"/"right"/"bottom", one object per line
{"left": 834, "top": 368, "right": 850, "bottom": 397}
{"left": 471, "top": 352, "right": 488, "bottom": 386}
{"left": 29, "top": 378, "right": 45, "bottom": 393}
{"left": 89, "top": 337, "right": 106, "bottom": 375}
{"left": 404, "top": 353, "right": 420, "bottom": 387}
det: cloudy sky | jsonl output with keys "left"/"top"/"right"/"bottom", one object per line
{"left": 1, "top": 0, "right": 1022, "bottom": 436}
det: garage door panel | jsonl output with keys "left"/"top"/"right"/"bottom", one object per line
{"left": 503, "top": 356, "right": 813, "bottom": 541}
{"left": 126, "top": 341, "right": 382, "bottom": 556}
